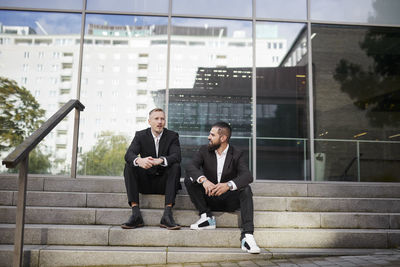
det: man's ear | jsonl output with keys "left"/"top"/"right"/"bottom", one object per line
{"left": 220, "top": 135, "right": 227, "bottom": 143}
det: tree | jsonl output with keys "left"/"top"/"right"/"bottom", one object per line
{"left": 0, "top": 77, "right": 45, "bottom": 151}
{"left": 333, "top": 27, "right": 400, "bottom": 128}
{"left": 79, "top": 131, "right": 130, "bottom": 176}
{"left": 0, "top": 77, "right": 51, "bottom": 173}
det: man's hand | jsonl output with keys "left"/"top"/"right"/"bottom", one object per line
{"left": 136, "top": 157, "right": 155, "bottom": 169}
{"left": 202, "top": 180, "right": 217, "bottom": 196}
{"left": 210, "top": 183, "right": 229, "bottom": 196}
{"left": 150, "top": 157, "right": 164, "bottom": 166}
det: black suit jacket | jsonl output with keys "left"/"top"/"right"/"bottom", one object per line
{"left": 186, "top": 145, "right": 253, "bottom": 190}
{"left": 125, "top": 128, "right": 181, "bottom": 175}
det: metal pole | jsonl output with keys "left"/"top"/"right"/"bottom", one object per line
{"left": 307, "top": 0, "right": 315, "bottom": 181}
{"left": 71, "top": 109, "right": 81, "bottom": 178}
{"left": 357, "top": 141, "right": 360, "bottom": 182}
{"left": 13, "top": 156, "right": 29, "bottom": 267}
{"left": 70, "top": 0, "right": 87, "bottom": 178}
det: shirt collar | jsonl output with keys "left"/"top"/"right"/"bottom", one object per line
{"left": 215, "top": 144, "right": 229, "bottom": 157}
{"left": 151, "top": 130, "right": 163, "bottom": 140}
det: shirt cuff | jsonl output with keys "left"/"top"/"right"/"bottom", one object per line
{"left": 133, "top": 157, "right": 139, "bottom": 166}
{"left": 160, "top": 157, "right": 168, "bottom": 167}
{"left": 197, "top": 176, "right": 206, "bottom": 184}
{"left": 229, "top": 180, "right": 238, "bottom": 191}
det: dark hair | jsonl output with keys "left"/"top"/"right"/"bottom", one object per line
{"left": 149, "top": 108, "right": 165, "bottom": 116}
{"left": 211, "top": 121, "right": 232, "bottom": 141}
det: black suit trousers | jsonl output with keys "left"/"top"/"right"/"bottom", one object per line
{"left": 124, "top": 163, "right": 181, "bottom": 206}
{"left": 184, "top": 178, "right": 254, "bottom": 236}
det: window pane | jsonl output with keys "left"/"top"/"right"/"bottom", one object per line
{"left": 312, "top": 24, "right": 400, "bottom": 182}
{"left": 172, "top": 0, "right": 252, "bottom": 17}
{"left": 360, "top": 142, "right": 400, "bottom": 182}
{"left": 87, "top": 0, "right": 168, "bottom": 14}
{"left": 256, "top": 0, "right": 307, "bottom": 20}
{"left": 0, "top": 0, "right": 82, "bottom": 9}
{"left": 0, "top": 10, "right": 82, "bottom": 175}
{"left": 256, "top": 22, "right": 309, "bottom": 180}
{"left": 167, "top": 18, "right": 253, "bottom": 172}
{"left": 311, "top": 0, "right": 400, "bottom": 25}
{"left": 78, "top": 14, "right": 168, "bottom": 176}
{"left": 314, "top": 141, "right": 358, "bottom": 182}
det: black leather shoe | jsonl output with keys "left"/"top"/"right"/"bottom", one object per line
{"left": 160, "top": 206, "right": 181, "bottom": 230}
{"left": 121, "top": 207, "right": 144, "bottom": 229}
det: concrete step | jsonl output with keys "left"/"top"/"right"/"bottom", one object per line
{"left": 1, "top": 206, "right": 399, "bottom": 229}
{"left": 1, "top": 174, "right": 400, "bottom": 198}
{"left": 2, "top": 190, "right": 400, "bottom": 213}
{"left": 0, "top": 225, "right": 399, "bottom": 248}
{"left": 0, "top": 245, "right": 395, "bottom": 267}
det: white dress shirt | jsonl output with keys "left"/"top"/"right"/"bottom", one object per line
{"left": 134, "top": 130, "right": 167, "bottom": 166}
{"left": 197, "top": 144, "right": 237, "bottom": 191}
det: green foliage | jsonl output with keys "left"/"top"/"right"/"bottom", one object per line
{"left": 79, "top": 131, "right": 130, "bottom": 176}
{"left": 8, "top": 146, "right": 51, "bottom": 174}
{"left": 0, "top": 77, "right": 52, "bottom": 174}
{"left": 0, "top": 77, "right": 45, "bottom": 151}
{"left": 333, "top": 29, "right": 400, "bottom": 128}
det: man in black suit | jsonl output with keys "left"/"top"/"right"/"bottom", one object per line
{"left": 122, "top": 108, "right": 181, "bottom": 230}
{"left": 185, "top": 121, "right": 260, "bottom": 253}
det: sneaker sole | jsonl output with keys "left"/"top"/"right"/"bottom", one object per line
{"left": 241, "top": 247, "right": 260, "bottom": 254}
{"left": 190, "top": 225, "right": 216, "bottom": 230}
{"left": 120, "top": 223, "right": 144, "bottom": 229}
{"left": 159, "top": 224, "right": 181, "bottom": 230}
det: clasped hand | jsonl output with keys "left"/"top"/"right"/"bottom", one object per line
{"left": 203, "top": 180, "right": 229, "bottom": 197}
{"left": 137, "top": 156, "right": 163, "bottom": 169}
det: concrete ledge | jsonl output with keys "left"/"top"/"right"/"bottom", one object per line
{"left": 0, "top": 192, "right": 12, "bottom": 206}
{"left": 0, "top": 176, "right": 44, "bottom": 191}
{"left": 0, "top": 206, "right": 96, "bottom": 224}
{"left": 38, "top": 246, "right": 166, "bottom": 267}
{"left": 307, "top": 183, "right": 400, "bottom": 198}
{"left": 13, "top": 191, "right": 87, "bottom": 207}
{"left": 44, "top": 177, "right": 126, "bottom": 193}
{"left": 0, "top": 224, "right": 110, "bottom": 245}
{"left": 167, "top": 247, "right": 272, "bottom": 263}
{"left": 0, "top": 245, "right": 43, "bottom": 267}
{"left": 1, "top": 245, "right": 399, "bottom": 267}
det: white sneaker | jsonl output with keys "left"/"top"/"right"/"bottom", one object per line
{"left": 190, "top": 213, "right": 216, "bottom": 230}
{"left": 241, "top": 234, "right": 260, "bottom": 254}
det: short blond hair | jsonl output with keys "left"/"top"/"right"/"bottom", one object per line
{"left": 149, "top": 108, "right": 165, "bottom": 116}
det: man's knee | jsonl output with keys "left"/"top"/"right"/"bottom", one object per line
{"left": 239, "top": 185, "right": 253, "bottom": 198}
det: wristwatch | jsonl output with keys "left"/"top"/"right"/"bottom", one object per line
{"left": 227, "top": 181, "right": 234, "bottom": 190}
{"left": 199, "top": 177, "right": 207, "bottom": 184}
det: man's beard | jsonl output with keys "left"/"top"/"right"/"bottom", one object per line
{"left": 208, "top": 141, "right": 221, "bottom": 151}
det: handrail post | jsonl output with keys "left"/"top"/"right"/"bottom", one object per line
{"left": 71, "top": 108, "right": 81, "bottom": 178}
{"left": 13, "top": 156, "right": 29, "bottom": 267}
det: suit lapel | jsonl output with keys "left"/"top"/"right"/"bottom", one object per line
{"left": 146, "top": 128, "right": 157, "bottom": 157}
{"left": 221, "top": 146, "right": 233, "bottom": 180}
{"left": 158, "top": 128, "right": 167, "bottom": 156}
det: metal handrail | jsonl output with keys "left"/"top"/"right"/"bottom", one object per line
{"left": 1, "top": 99, "right": 84, "bottom": 267}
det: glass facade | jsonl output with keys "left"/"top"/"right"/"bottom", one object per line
{"left": 0, "top": 1, "right": 399, "bottom": 182}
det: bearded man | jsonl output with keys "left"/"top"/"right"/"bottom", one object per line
{"left": 184, "top": 121, "right": 260, "bottom": 254}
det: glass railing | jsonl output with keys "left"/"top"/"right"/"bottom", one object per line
{"left": 315, "top": 139, "right": 400, "bottom": 183}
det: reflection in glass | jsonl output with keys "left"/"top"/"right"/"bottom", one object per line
{"left": 0, "top": 0, "right": 82, "bottom": 9}
{"left": 77, "top": 14, "right": 168, "bottom": 176}
{"left": 256, "top": 0, "right": 307, "bottom": 20}
{"left": 311, "top": 0, "right": 400, "bottom": 25}
{"left": 173, "top": 0, "right": 252, "bottom": 17}
{"left": 360, "top": 142, "right": 400, "bottom": 182}
{"left": 256, "top": 22, "right": 309, "bottom": 180}
{"left": 314, "top": 141, "right": 358, "bottom": 181}
{"left": 0, "top": 10, "right": 82, "bottom": 174}
{"left": 312, "top": 24, "right": 400, "bottom": 182}
{"left": 164, "top": 18, "right": 253, "bottom": 172}
{"left": 87, "top": 0, "right": 168, "bottom": 14}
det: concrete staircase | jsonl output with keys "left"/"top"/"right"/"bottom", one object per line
{"left": 0, "top": 174, "right": 399, "bottom": 266}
